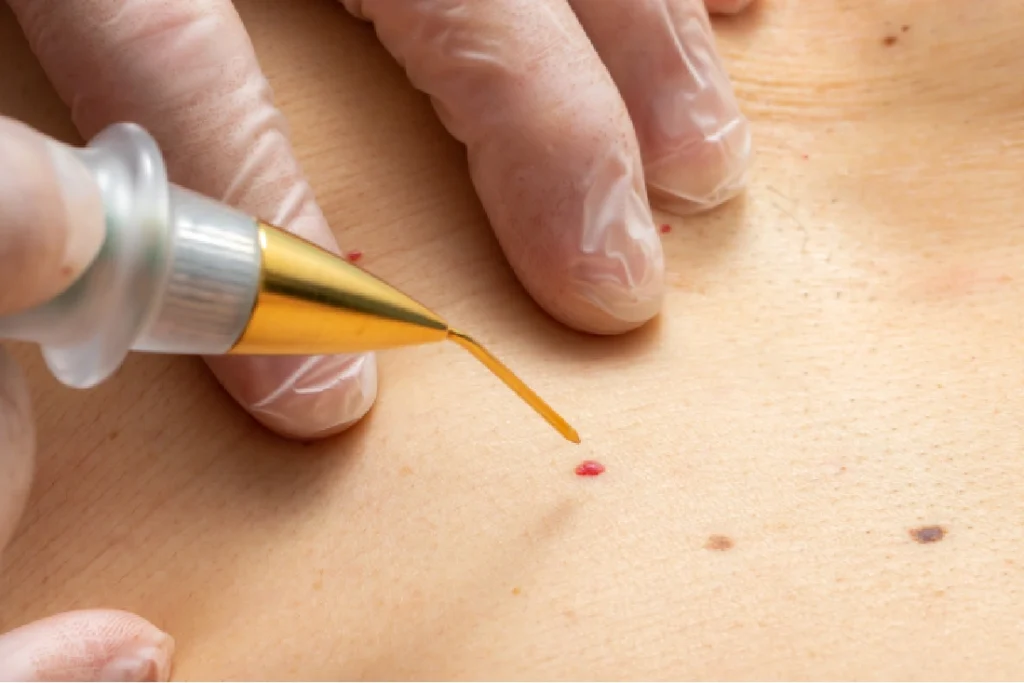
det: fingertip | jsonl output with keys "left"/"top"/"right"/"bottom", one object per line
{"left": 645, "top": 110, "right": 753, "bottom": 215}
{"left": 547, "top": 166, "right": 666, "bottom": 335}
{"left": 0, "top": 609, "right": 173, "bottom": 681}
{"left": 207, "top": 351, "right": 379, "bottom": 440}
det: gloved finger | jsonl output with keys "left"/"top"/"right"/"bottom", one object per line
{"left": 0, "top": 116, "right": 105, "bottom": 316}
{"left": 7, "top": 0, "right": 377, "bottom": 439}
{"left": 705, "top": 0, "right": 756, "bottom": 14}
{"left": 569, "top": 0, "right": 753, "bottom": 214}
{"left": 342, "top": 0, "right": 665, "bottom": 335}
{"left": 0, "top": 609, "right": 173, "bottom": 681}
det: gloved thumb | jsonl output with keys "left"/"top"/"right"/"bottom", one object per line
{"left": 0, "top": 116, "right": 105, "bottom": 316}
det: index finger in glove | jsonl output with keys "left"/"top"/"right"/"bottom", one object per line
{"left": 7, "top": 0, "right": 377, "bottom": 439}
{"left": 344, "top": 0, "right": 665, "bottom": 335}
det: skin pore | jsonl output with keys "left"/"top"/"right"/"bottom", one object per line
{"left": 3, "top": 0, "right": 1024, "bottom": 679}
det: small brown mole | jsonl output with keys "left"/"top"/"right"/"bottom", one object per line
{"left": 511, "top": 586, "right": 522, "bottom": 596}
{"left": 910, "top": 525, "right": 946, "bottom": 544}
{"left": 705, "top": 534, "right": 734, "bottom": 551}
{"left": 901, "top": 24, "right": 910, "bottom": 32}
{"left": 882, "top": 35, "right": 898, "bottom": 46}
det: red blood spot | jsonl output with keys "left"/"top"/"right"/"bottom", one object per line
{"left": 346, "top": 249, "right": 363, "bottom": 263}
{"left": 574, "top": 460, "right": 605, "bottom": 477}
{"left": 659, "top": 223, "right": 672, "bottom": 234}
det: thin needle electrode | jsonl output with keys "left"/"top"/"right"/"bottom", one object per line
{"left": 447, "top": 329, "right": 580, "bottom": 444}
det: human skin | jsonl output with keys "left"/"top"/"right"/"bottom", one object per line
{"left": 3, "top": 0, "right": 1024, "bottom": 679}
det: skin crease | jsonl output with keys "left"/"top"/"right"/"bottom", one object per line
{"left": 10, "top": 0, "right": 1024, "bottom": 680}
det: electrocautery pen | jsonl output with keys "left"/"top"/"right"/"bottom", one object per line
{"left": 0, "top": 123, "right": 579, "bottom": 444}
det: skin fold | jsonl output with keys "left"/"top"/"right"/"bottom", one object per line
{"left": 0, "top": 0, "right": 752, "bottom": 679}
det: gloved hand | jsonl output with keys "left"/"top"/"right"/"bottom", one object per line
{"left": 0, "top": 0, "right": 753, "bottom": 678}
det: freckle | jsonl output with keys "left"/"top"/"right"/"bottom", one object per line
{"left": 801, "top": 153, "right": 809, "bottom": 160}
{"left": 108, "top": 429, "right": 120, "bottom": 441}
{"left": 910, "top": 525, "right": 946, "bottom": 544}
{"left": 511, "top": 587, "right": 521, "bottom": 596}
{"left": 659, "top": 223, "right": 672, "bottom": 234}
{"left": 346, "top": 249, "right": 363, "bottom": 262}
{"left": 313, "top": 578, "right": 323, "bottom": 591}
{"left": 705, "top": 534, "right": 734, "bottom": 551}
{"left": 399, "top": 465, "right": 413, "bottom": 476}
{"left": 882, "top": 35, "right": 898, "bottom": 46}
{"left": 574, "top": 460, "right": 605, "bottom": 477}
{"left": 901, "top": 24, "right": 910, "bottom": 32}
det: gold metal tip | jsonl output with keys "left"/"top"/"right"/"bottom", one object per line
{"left": 447, "top": 329, "right": 581, "bottom": 444}
{"left": 230, "top": 222, "right": 449, "bottom": 355}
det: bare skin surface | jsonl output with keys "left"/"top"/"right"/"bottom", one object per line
{"left": 2, "top": 0, "right": 1024, "bottom": 679}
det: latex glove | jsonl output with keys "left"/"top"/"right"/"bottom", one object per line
{"left": 0, "top": 117, "right": 174, "bottom": 679}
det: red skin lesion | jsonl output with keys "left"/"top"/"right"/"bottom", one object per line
{"left": 574, "top": 460, "right": 605, "bottom": 477}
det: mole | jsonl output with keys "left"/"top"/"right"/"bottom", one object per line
{"left": 882, "top": 35, "right": 898, "bottom": 46}
{"left": 705, "top": 534, "right": 734, "bottom": 551}
{"left": 574, "top": 460, "right": 605, "bottom": 477}
{"left": 910, "top": 525, "right": 946, "bottom": 544}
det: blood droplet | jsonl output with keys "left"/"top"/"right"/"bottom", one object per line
{"left": 346, "top": 249, "right": 363, "bottom": 262}
{"left": 659, "top": 223, "right": 672, "bottom": 234}
{"left": 574, "top": 460, "right": 605, "bottom": 477}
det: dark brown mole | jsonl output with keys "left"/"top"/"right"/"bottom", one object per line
{"left": 882, "top": 35, "right": 898, "bottom": 46}
{"left": 705, "top": 534, "right": 734, "bottom": 551}
{"left": 910, "top": 525, "right": 946, "bottom": 544}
